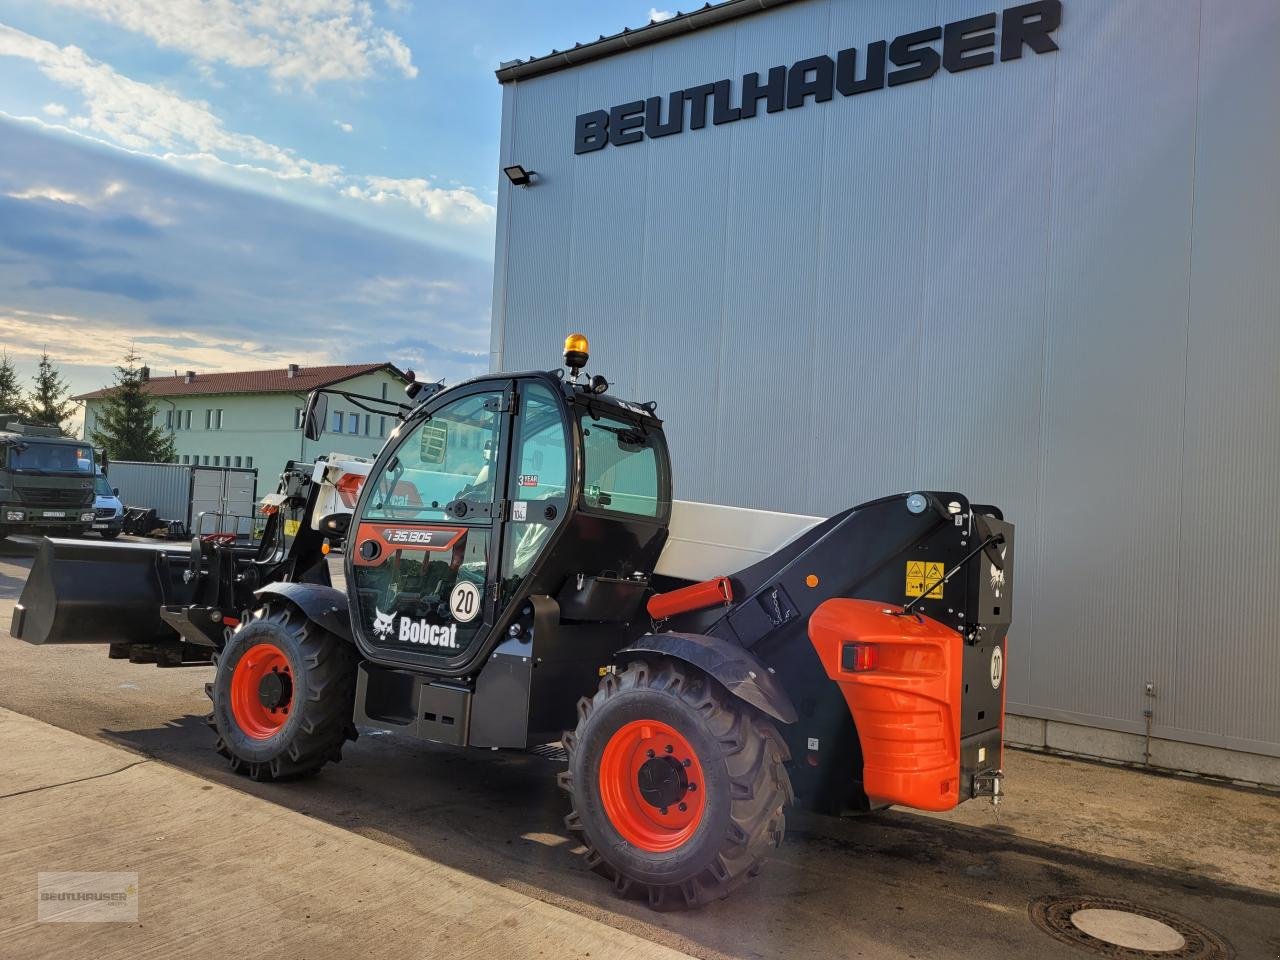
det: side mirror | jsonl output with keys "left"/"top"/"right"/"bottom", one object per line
{"left": 112, "top": 487, "right": 119, "bottom": 496}
{"left": 302, "top": 391, "right": 329, "bottom": 441}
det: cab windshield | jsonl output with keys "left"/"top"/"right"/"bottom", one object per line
{"left": 5, "top": 442, "right": 95, "bottom": 476}
{"left": 579, "top": 413, "right": 667, "bottom": 518}
{"left": 94, "top": 475, "right": 115, "bottom": 496}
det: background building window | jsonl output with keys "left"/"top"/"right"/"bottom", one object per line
{"left": 216, "top": 409, "right": 224, "bottom": 429}
{"left": 364, "top": 414, "right": 371, "bottom": 435}
{"left": 205, "top": 409, "right": 212, "bottom": 429}
{"left": 184, "top": 410, "right": 191, "bottom": 430}
{"left": 202, "top": 455, "right": 209, "bottom": 465}
{"left": 234, "top": 456, "right": 242, "bottom": 468}
{"left": 379, "top": 416, "right": 386, "bottom": 437}
{"left": 246, "top": 456, "right": 253, "bottom": 468}
{"left": 332, "top": 411, "right": 344, "bottom": 433}
{"left": 166, "top": 409, "right": 174, "bottom": 429}
{"left": 294, "top": 407, "right": 304, "bottom": 429}
{"left": 213, "top": 455, "right": 220, "bottom": 466}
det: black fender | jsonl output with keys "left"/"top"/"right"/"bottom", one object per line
{"left": 254, "top": 582, "right": 354, "bottom": 644}
{"left": 619, "top": 631, "right": 798, "bottom": 725}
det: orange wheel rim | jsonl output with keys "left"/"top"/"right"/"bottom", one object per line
{"left": 229, "top": 642, "right": 293, "bottom": 740}
{"left": 598, "top": 719, "right": 708, "bottom": 853}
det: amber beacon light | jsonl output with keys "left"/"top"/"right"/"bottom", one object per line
{"left": 563, "top": 333, "right": 590, "bottom": 376}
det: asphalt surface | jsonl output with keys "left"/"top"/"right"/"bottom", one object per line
{"left": 2, "top": 537, "right": 1278, "bottom": 960}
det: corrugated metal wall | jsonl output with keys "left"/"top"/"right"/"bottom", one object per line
{"left": 491, "top": 0, "right": 1280, "bottom": 758}
{"left": 111, "top": 462, "right": 257, "bottom": 532}
{"left": 110, "top": 462, "right": 195, "bottom": 525}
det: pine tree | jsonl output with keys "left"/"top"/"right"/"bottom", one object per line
{"left": 26, "top": 351, "right": 76, "bottom": 434}
{"left": 0, "top": 351, "right": 24, "bottom": 420}
{"left": 90, "top": 349, "right": 176, "bottom": 462}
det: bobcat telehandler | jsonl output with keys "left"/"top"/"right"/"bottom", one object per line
{"left": 12, "top": 335, "right": 1014, "bottom": 909}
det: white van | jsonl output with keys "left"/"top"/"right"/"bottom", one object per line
{"left": 92, "top": 472, "right": 124, "bottom": 539}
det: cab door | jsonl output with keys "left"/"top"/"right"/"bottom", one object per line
{"left": 347, "top": 384, "right": 511, "bottom": 670}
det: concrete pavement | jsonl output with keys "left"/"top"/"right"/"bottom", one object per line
{"left": 0, "top": 707, "right": 695, "bottom": 960}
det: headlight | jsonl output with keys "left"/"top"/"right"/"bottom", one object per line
{"left": 80, "top": 512, "right": 96, "bottom": 522}
{"left": 5, "top": 510, "right": 23, "bottom": 522}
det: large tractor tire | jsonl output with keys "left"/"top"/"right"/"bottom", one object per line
{"left": 208, "top": 602, "right": 358, "bottom": 782}
{"left": 561, "top": 659, "right": 793, "bottom": 910}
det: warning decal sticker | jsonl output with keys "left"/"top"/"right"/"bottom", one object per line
{"left": 905, "top": 560, "right": 945, "bottom": 599}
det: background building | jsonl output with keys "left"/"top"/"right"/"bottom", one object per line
{"left": 77, "top": 364, "right": 410, "bottom": 487}
{"left": 490, "top": 0, "right": 1280, "bottom": 782}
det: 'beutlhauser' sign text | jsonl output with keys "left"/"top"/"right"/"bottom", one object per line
{"left": 574, "top": 0, "right": 1061, "bottom": 155}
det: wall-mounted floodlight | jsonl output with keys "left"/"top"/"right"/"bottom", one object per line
{"left": 503, "top": 164, "right": 537, "bottom": 187}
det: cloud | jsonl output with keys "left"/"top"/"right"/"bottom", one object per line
{"left": 28, "top": 263, "right": 193, "bottom": 301}
{"left": 42, "top": 101, "right": 67, "bottom": 117}
{"left": 43, "top": 0, "right": 418, "bottom": 88}
{"left": 334, "top": 120, "right": 354, "bottom": 133}
{"left": 649, "top": 8, "right": 675, "bottom": 23}
{"left": 0, "top": 26, "right": 341, "bottom": 183}
{"left": 0, "top": 305, "right": 330, "bottom": 374}
{"left": 0, "top": 121, "right": 494, "bottom": 399}
{"left": 6, "top": 184, "right": 87, "bottom": 206}
{"left": 0, "top": 25, "right": 493, "bottom": 229}
{"left": 0, "top": 229, "right": 109, "bottom": 261}
{"left": 6, "top": 178, "right": 127, "bottom": 210}
{"left": 350, "top": 177, "right": 495, "bottom": 225}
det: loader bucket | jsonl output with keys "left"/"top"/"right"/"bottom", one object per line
{"left": 11, "top": 537, "right": 195, "bottom": 645}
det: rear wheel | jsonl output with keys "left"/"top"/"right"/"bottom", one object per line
{"left": 99, "top": 528, "right": 120, "bottom": 540}
{"left": 561, "top": 659, "right": 792, "bottom": 909}
{"left": 209, "top": 602, "right": 358, "bottom": 781}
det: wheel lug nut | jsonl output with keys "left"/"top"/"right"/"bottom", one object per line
{"left": 665, "top": 744, "right": 673, "bottom": 754}
{"left": 659, "top": 807, "right": 668, "bottom": 815}
{"left": 646, "top": 749, "right": 655, "bottom": 758}
{"left": 678, "top": 802, "right": 688, "bottom": 812}
{"left": 688, "top": 783, "right": 697, "bottom": 792}
{"left": 682, "top": 758, "right": 691, "bottom": 767}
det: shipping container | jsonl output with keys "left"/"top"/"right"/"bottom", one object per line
{"left": 106, "top": 462, "right": 258, "bottom": 537}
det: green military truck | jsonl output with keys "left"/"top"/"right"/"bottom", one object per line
{"left": 0, "top": 417, "right": 98, "bottom": 540}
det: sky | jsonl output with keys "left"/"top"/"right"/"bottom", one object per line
{"left": 0, "top": 0, "right": 677, "bottom": 406}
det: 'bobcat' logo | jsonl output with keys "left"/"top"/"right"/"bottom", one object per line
{"left": 372, "top": 607, "right": 395, "bottom": 639}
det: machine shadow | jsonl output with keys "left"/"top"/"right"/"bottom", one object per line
{"left": 100, "top": 714, "right": 1280, "bottom": 958}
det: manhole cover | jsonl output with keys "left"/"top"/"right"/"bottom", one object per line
{"left": 1028, "top": 895, "right": 1233, "bottom": 959}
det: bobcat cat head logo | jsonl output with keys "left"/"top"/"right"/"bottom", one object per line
{"left": 989, "top": 545, "right": 1007, "bottom": 599}
{"left": 372, "top": 608, "right": 395, "bottom": 639}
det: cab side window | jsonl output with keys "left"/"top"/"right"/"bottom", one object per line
{"left": 513, "top": 383, "right": 568, "bottom": 504}
{"left": 363, "top": 391, "right": 501, "bottom": 522}
{"left": 580, "top": 414, "right": 661, "bottom": 518}
{"left": 501, "top": 382, "right": 570, "bottom": 602}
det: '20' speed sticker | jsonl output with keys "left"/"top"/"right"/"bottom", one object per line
{"left": 450, "top": 581, "right": 482, "bottom": 623}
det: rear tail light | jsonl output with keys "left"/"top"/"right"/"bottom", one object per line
{"left": 841, "top": 642, "right": 878, "bottom": 673}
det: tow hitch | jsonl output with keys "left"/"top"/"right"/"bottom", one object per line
{"left": 973, "top": 769, "right": 1005, "bottom": 807}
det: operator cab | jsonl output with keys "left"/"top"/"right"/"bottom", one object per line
{"left": 339, "top": 336, "right": 672, "bottom": 677}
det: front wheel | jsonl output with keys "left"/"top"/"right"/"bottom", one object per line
{"left": 209, "top": 602, "right": 358, "bottom": 781}
{"left": 561, "top": 659, "right": 792, "bottom": 910}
